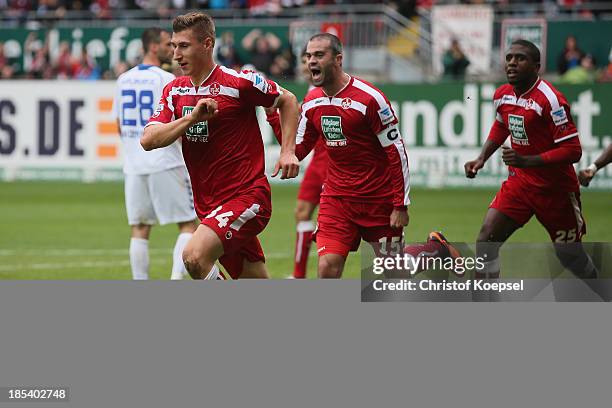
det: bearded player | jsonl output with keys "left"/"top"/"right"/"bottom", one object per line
{"left": 266, "top": 49, "right": 330, "bottom": 279}
{"left": 292, "top": 33, "right": 411, "bottom": 278}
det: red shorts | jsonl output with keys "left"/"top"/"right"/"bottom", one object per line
{"left": 315, "top": 196, "right": 403, "bottom": 257}
{"left": 297, "top": 149, "right": 328, "bottom": 204}
{"left": 490, "top": 178, "right": 586, "bottom": 242}
{"left": 200, "top": 187, "right": 271, "bottom": 278}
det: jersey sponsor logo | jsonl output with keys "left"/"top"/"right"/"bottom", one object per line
{"left": 508, "top": 114, "right": 529, "bottom": 145}
{"left": 182, "top": 106, "right": 209, "bottom": 142}
{"left": 378, "top": 105, "right": 395, "bottom": 125}
{"left": 341, "top": 98, "right": 352, "bottom": 109}
{"left": 551, "top": 107, "right": 568, "bottom": 126}
{"left": 209, "top": 82, "right": 221, "bottom": 96}
{"left": 321, "top": 115, "right": 347, "bottom": 147}
{"left": 252, "top": 73, "right": 269, "bottom": 94}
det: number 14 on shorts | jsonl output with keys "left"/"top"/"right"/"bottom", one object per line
{"left": 205, "top": 205, "right": 259, "bottom": 230}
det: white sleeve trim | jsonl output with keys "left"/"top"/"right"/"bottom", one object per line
{"left": 377, "top": 125, "right": 410, "bottom": 205}
{"left": 270, "top": 88, "right": 283, "bottom": 109}
{"left": 144, "top": 121, "right": 164, "bottom": 129}
{"left": 376, "top": 124, "right": 400, "bottom": 147}
{"left": 554, "top": 132, "right": 579, "bottom": 143}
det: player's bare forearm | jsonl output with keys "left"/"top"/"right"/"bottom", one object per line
{"left": 276, "top": 89, "right": 299, "bottom": 156}
{"left": 141, "top": 115, "right": 193, "bottom": 150}
{"left": 478, "top": 139, "right": 502, "bottom": 162}
{"left": 594, "top": 143, "right": 612, "bottom": 169}
{"left": 465, "top": 139, "right": 501, "bottom": 177}
{"left": 142, "top": 99, "right": 218, "bottom": 151}
{"left": 579, "top": 144, "right": 612, "bottom": 186}
{"left": 271, "top": 89, "right": 300, "bottom": 179}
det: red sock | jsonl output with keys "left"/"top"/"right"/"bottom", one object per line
{"left": 294, "top": 221, "right": 315, "bottom": 279}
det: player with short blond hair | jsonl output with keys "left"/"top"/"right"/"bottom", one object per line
{"left": 141, "top": 12, "right": 300, "bottom": 279}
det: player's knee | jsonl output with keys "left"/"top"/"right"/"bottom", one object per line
{"left": 182, "top": 247, "right": 205, "bottom": 279}
{"left": 318, "top": 257, "right": 343, "bottom": 279}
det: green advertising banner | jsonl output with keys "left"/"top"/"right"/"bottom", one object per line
{"left": 0, "top": 80, "right": 610, "bottom": 189}
{"left": 0, "top": 25, "right": 290, "bottom": 75}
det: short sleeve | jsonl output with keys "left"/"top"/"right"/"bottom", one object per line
{"left": 145, "top": 81, "right": 175, "bottom": 127}
{"left": 547, "top": 95, "right": 579, "bottom": 143}
{"left": 237, "top": 70, "right": 282, "bottom": 109}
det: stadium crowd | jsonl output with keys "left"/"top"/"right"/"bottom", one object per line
{"left": 2, "top": 1, "right": 611, "bottom": 22}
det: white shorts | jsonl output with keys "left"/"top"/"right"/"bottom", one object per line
{"left": 125, "top": 166, "right": 196, "bottom": 226}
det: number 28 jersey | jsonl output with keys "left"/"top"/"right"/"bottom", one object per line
{"left": 113, "top": 64, "right": 185, "bottom": 175}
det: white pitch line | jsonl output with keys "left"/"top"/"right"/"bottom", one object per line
{"left": 0, "top": 249, "right": 171, "bottom": 256}
{"left": 0, "top": 259, "right": 172, "bottom": 272}
{"left": 0, "top": 252, "right": 311, "bottom": 272}
{"left": 0, "top": 249, "right": 313, "bottom": 258}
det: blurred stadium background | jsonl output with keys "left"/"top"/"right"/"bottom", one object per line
{"left": 1, "top": 0, "right": 611, "bottom": 279}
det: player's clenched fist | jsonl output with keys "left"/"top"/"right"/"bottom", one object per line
{"left": 272, "top": 152, "right": 300, "bottom": 179}
{"left": 390, "top": 209, "right": 409, "bottom": 229}
{"left": 190, "top": 98, "right": 219, "bottom": 122}
{"left": 464, "top": 158, "right": 484, "bottom": 178}
{"left": 577, "top": 168, "right": 595, "bottom": 187}
{"left": 501, "top": 145, "right": 527, "bottom": 167}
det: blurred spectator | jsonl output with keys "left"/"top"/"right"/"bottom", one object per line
{"left": 0, "top": 42, "right": 7, "bottom": 71}
{"left": 36, "top": 0, "right": 67, "bottom": 20}
{"left": 55, "top": 41, "right": 72, "bottom": 79}
{"left": 135, "top": 0, "right": 173, "bottom": 18}
{"left": 1, "top": 65, "right": 16, "bottom": 79}
{"left": 442, "top": 38, "right": 470, "bottom": 80}
{"left": 269, "top": 47, "right": 296, "bottom": 80}
{"left": 559, "top": 54, "right": 597, "bottom": 84}
{"left": 73, "top": 49, "right": 101, "bottom": 80}
{"left": 216, "top": 31, "right": 242, "bottom": 70}
{"left": 598, "top": 47, "right": 612, "bottom": 82}
{"left": 242, "top": 28, "right": 281, "bottom": 76}
{"left": 90, "top": 0, "right": 112, "bottom": 19}
{"left": 557, "top": 35, "right": 584, "bottom": 75}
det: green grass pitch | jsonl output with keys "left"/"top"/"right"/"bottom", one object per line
{"left": 0, "top": 181, "right": 610, "bottom": 279}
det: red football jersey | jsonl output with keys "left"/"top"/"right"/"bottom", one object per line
{"left": 488, "top": 78, "right": 580, "bottom": 192}
{"left": 295, "top": 76, "right": 410, "bottom": 207}
{"left": 146, "top": 65, "right": 280, "bottom": 217}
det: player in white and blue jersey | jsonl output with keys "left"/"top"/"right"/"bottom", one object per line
{"left": 113, "top": 28, "right": 205, "bottom": 280}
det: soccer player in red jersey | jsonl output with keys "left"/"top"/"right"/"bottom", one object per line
{"left": 294, "top": 33, "right": 411, "bottom": 278}
{"left": 141, "top": 12, "right": 300, "bottom": 279}
{"left": 465, "top": 39, "right": 598, "bottom": 281}
{"left": 266, "top": 50, "right": 329, "bottom": 279}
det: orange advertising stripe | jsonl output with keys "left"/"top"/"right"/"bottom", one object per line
{"left": 98, "top": 98, "right": 114, "bottom": 112}
{"left": 98, "top": 121, "right": 118, "bottom": 135}
{"left": 97, "top": 145, "right": 117, "bottom": 158}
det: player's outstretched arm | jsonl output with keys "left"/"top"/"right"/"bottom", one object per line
{"left": 578, "top": 143, "right": 612, "bottom": 186}
{"left": 465, "top": 139, "right": 501, "bottom": 178}
{"left": 271, "top": 88, "right": 300, "bottom": 179}
{"left": 141, "top": 98, "right": 218, "bottom": 150}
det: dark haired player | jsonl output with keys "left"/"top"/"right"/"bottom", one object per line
{"left": 464, "top": 39, "right": 599, "bottom": 283}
